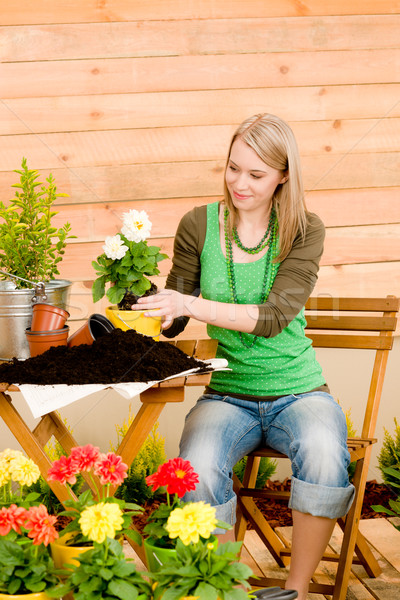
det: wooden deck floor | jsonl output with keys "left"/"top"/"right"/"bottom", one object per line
{"left": 127, "top": 518, "right": 400, "bottom": 600}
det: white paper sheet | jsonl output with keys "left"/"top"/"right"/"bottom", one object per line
{"left": 17, "top": 358, "right": 229, "bottom": 419}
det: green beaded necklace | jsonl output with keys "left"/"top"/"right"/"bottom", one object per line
{"left": 232, "top": 208, "right": 276, "bottom": 254}
{"left": 224, "top": 208, "right": 279, "bottom": 349}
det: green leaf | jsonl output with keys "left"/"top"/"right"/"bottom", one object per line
{"left": 8, "top": 578, "right": 22, "bottom": 595}
{"left": 194, "top": 582, "right": 219, "bottom": 600}
{"left": 107, "top": 578, "right": 139, "bottom": 600}
{"left": 92, "top": 276, "right": 106, "bottom": 303}
{"left": 124, "top": 529, "right": 142, "bottom": 546}
{"left": 107, "top": 284, "right": 126, "bottom": 305}
{"left": 0, "top": 539, "right": 24, "bottom": 565}
{"left": 382, "top": 466, "right": 400, "bottom": 480}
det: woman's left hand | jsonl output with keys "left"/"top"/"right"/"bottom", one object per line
{"left": 132, "top": 289, "right": 188, "bottom": 329}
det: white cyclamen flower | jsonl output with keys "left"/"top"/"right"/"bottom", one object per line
{"left": 103, "top": 234, "right": 128, "bottom": 260}
{"left": 121, "top": 209, "right": 152, "bottom": 242}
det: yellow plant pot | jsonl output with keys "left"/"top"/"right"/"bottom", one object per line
{"left": 0, "top": 594, "right": 51, "bottom": 600}
{"left": 50, "top": 533, "right": 93, "bottom": 570}
{"left": 105, "top": 307, "right": 161, "bottom": 340}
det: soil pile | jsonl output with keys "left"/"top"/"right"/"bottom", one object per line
{"left": 0, "top": 329, "right": 209, "bottom": 385}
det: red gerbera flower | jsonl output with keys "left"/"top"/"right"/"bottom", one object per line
{"left": 94, "top": 452, "right": 128, "bottom": 486}
{"left": 70, "top": 444, "right": 100, "bottom": 472}
{"left": 25, "top": 505, "right": 58, "bottom": 546}
{"left": 146, "top": 457, "right": 199, "bottom": 498}
{"left": 0, "top": 504, "right": 28, "bottom": 536}
{"left": 47, "top": 455, "right": 78, "bottom": 485}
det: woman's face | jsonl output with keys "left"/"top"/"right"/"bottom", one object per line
{"left": 225, "top": 138, "right": 287, "bottom": 214}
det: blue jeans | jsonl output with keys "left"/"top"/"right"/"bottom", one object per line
{"left": 179, "top": 392, "right": 355, "bottom": 530}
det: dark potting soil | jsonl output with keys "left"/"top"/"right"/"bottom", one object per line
{"left": 0, "top": 328, "right": 210, "bottom": 385}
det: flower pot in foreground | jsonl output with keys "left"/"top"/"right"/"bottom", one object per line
{"left": 105, "top": 306, "right": 161, "bottom": 340}
{"left": 31, "top": 303, "right": 69, "bottom": 332}
{"left": 68, "top": 313, "right": 114, "bottom": 347}
{"left": 144, "top": 535, "right": 218, "bottom": 573}
{"left": 144, "top": 538, "right": 178, "bottom": 572}
{"left": 50, "top": 533, "right": 93, "bottom": 571}
{"left": 25, "top": 326, "right": 69, "bottom": 357}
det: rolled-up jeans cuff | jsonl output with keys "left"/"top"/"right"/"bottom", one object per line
{"left": 212, "top": 496, "right": 237, "bottom": 534}
{"left": 289, "top": 476, "right": 355, "bottom": 518}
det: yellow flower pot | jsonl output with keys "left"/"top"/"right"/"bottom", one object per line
{"left": 105, "top": 307, "right": 161, "bottom": 340}
{"left": 50, "top": 533, "right": 93, "bottom": 570}
{"left": 0, "top": 594, "right": 51, "bottom": 600}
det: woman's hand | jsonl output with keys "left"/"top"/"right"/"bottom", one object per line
{"left": 132, "top": 289, "right": 188, "bottom": 329}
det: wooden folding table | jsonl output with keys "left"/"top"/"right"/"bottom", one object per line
{"left": 0, "top": 338, "right": 217, "bottom": 563}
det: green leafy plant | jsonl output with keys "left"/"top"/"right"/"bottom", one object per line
{"left": 0, "top": 504, "right": 61, "bottom": 595}
{"left": 377, "top": 418, "right": 400, "bottom": 493}
{"left": 149, "top": 537, "right": 253, "bottom": 600}
{"left": 0, "top": 157, "right": 74, "bottom": 287}
{"left": 112, "top": 409, "right": 166, "bottom": 505}
{"left": 233, "top": 456, "right": 277, "bottom": 488}
{"left": 48, "top": 532, "right": 152, "bottom": 600}
{"left": 92, "top": 209, "right": 168, "bottom": 306}
{"left": 371, "top": 476, "right": 400, "bottom": 531}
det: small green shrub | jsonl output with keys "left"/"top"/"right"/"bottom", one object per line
{"left": 377, "top": 418, "right": 400, "bottom": 494}
{"left": 233, "top": 456, "right": 277, "bottom": 488}
{"left": 112, "top": 407, "right": 166, "bottom": 504}
{"left": 344, "top": 406, "right": 357, "bottom": 482}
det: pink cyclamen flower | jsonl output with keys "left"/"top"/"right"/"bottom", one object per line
{"left": 47, "top": 455, "right": 79, "bottom": 485}
{"left": 25, "top": 505, "right": 58, "bottom": 546}
{"left": 94, "top": 452, "right": 128, "bottom": 486}
{"left": 70, "top": 444, "right": 100, "bottom": 472}
{"left": 146, "top": 457, "right": 199, "bottom": 498}
{"left": 0, "top": 504, "right": 28, "bottom": 536}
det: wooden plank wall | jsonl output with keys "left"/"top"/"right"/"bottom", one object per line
{"left": 1, "top": 1, "right": 400, "bottom": 333}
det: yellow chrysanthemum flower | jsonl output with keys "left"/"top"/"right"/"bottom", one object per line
{"left": 10, "top": 455, "right": 40, "bottom": 487}
{"left": 79, "top": 502, "right": 123, "bottom": 544}
{"left": 0, "top": 459, "right": 11, "bottom": 486}
{"left": 166, "top": 501, "right": 217, "bottom": 545}
{"left": 0, "top": 449, "right": 23, "bottom": 462}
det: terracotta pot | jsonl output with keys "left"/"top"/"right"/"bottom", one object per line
{"left": 50, "top": 533, "right": 93, "bottom": 571}
{"left": 68, "top": 313, "right": 114, "bottom": 347}
{"left": 105, "top": 307, "right": 161, "bottom": 340}
{"left": 25, "top": 326, "right": 69, "bottom": 357}
{"left": 0, "top": 593, "right": 51, "bottom": 600}
{"left": 31, "top": 303, "right": 69, "bottom": 332}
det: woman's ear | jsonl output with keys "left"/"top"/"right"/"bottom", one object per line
{"left": 280, "top": 172, "right": 289, "bottom": 184}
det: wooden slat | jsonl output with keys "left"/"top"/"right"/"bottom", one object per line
{"left": 1, "top": 153, "right": 400, "bottom": 208}
{"left": 305, "top": 315, "right": 397, "bottom": 332}
{"left": 305, "top": 333, "right": 394, "bottom": 350}
{"left": 3, "top": 0, "right": 400, "bottom": 25}
{"left": 3, "top": 16, "right": 400, "bottom": 62}
{"left": 2, "top": 85, "right": 400, "bottom": 135}
{"left": 24, "top": 188, "right": 399, "bottom": 242}
{"left": 2, "top": 49, "right": 400, "bottom": 99}
{"left": 2, "top": 118, "right": 400, "bottom": 172}
{"left": 305, "top": 297, "right": 400, "bottom": 312}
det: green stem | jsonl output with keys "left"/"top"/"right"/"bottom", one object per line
{"left": 88, "top": 472, "right": 101, "bottom": 500}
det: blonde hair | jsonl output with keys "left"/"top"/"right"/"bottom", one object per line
{"left": 223, "top": 113, "right": 307, "bottom": 262}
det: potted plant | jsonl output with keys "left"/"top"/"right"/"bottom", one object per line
{"left": 0, "top": 501, "right": 61, "bottom": 599}
{"left": 146, "top": 496, "right": 254, "bottom": 600}
{"left": 91, "top": 209, "right": 167, "bottom": 338}
{"left": 142, "top": 457, "right": 230, "bottom": 571}
{"left": 0, "top": 158, "right": 74, "bottom": 360}
{"left": 47, "top": 535, "right": 152, "bottom": 600}
{"left": 46, "top": 445, "right": 142, "bottom": 569}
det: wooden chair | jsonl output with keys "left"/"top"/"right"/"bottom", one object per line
{"left": 233, "top": 296, "right": 400, "bottom": 600}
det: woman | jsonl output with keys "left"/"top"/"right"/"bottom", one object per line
{"left": 134, "top": 114, "right": 355, "bottom": 600}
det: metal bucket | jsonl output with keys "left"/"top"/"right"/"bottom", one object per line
{"left": 0, "top": 279, "right": 72, "bottom": 360}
